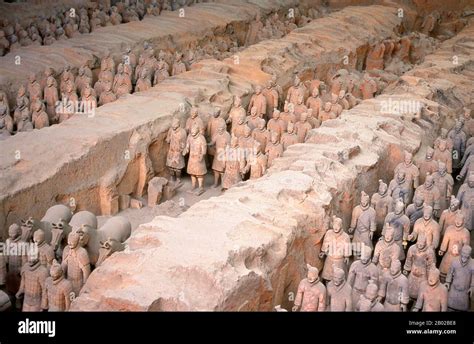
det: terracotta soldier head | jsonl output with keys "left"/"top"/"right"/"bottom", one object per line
{"left": 300, "top": 112, "right": 308, "bottom": 122}
{"left": 324, "top": 102, "right": 332, "bottom": 112}
{"left": 360, "top": 246, "right": 372, "bottom": 264}
{"left": 270, "top": 131, "right": 279, "bottom": 144}
{"left": 68, "top": 232, "right": 80, "bottom": 249}
{"left": 311, "top": 87, "right": 319, "bottom": 98}
{"left": 404, "top": 151, "right": 413, "bottom": 166}
{"left": 50, "top": 259, "right": 64, "bottom": 281}
{"left": 190, "top": 124, "right": 199, "bottom": 138}
{"left": 360, "top": 191, "right": 370, "bottom": 207}
{"left": 33, "top": 229, "right": 46, "bottom": 246}
{"left": 417, "top": 233, "right": 428, "bottom": 251}
{"left": 424, "top": 175, "right": 435, "bottom": 190}
{"left": 255, "top": 85, "right": 262, "bottom": 95}
{"left": 460, "top": 245, "right": 472, "bottom": 266}
{"left": 190, "top": 107, "right": 198, "bottom": 119}
{"left": 333, "top": 216, "right": 343, "bottom": 233}
{"left": 396, "top": 170, "right": 406, "bottom": 184}
{"left": 257, "top": 118, "right": 266, "bottom": 130}
{"left": 8, "top": 223, "right": 21, "bottom": 240}
{"left": 468, "top": 173, "right": 474, "bottom": 188}
{"left": 378, "top": 179, "right": 388, "bottom": 196}
{"left": 306, "top": 264, "right": 320, "bottom": 284}
{"left": 384, "top": 225, "right": 394, "bottom": 244}
{"left": 425, "top": 147, "right": 434, "bottom": 160}
{"left": 287, "top": 121, "right": 294, "bottom": 134}
{"left": 250, "top": 106, "right": 258, "bottom": 118}
{"left": 454, "top": 211, "right": 464, "bottom": 229}
{"left": 390, "top": 259, "right": 402, "bottom": 276}
{"left": 333, "top": 267, "right": 345, "bottom": 286}
{"left": 427, "top": 268, "right": 440, "bottom": 287}
{"left": 364, "top": 281, "right": 378, "bottom": 302}
{"left": 448, "top": 196, "right": 460, "bottom": 212}
{"left": 438, "top": 140, "right": 447, "bottom": 152}
{"left": 437, "top": 161, "right": 447, "bottom": 176}
{"left": 423, "top": 205, "right": 433, "bottom": 221}
{"left": 272, "top": 109, "right": 280, "bottom": 120}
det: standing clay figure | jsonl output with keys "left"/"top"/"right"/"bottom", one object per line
{"left": 31, "top": 100, "right": 49, "bottom": 129}
{"left": 435, "top": 128, "right": 453, "bottom": 152}
{"left": 210, "top": 122, "right": 231, "bottom": 187}
{"left": 171, "top": 52, "right": 186, "bottom": 76}
{"left": 295, "top": 112, "right": 312, "bottom": 143}
{"left": 373, "top": 225, "right": 400, "bottom": 269}
{"left": 59, "top": 66, "right": 75, "bottom": 95}
{"left": 318, "top": 102, "right": 336, "bottom": 122}
{"left": 292, "top": 264, "right": 326, "bottom": 312}
{"left": 414, "top": 174, "right": 441, "bottom": 216}
{"left": 0, "top": 91, "right": 10, "bottom": 119}
{"left": 329, "top": 93, "right": 343, "bottom": 117}
{"left": 227, "top": 96, "right": 246, "bottom": 131}
{"left": 280, "top": 101, "right": 296, "bottom": 129}
{"left": 281, "top": 122, "right": 298, "bottom": 150}
{"left": 326, "top": 267, "right": 352, "bottom": 311}
{"left": 348, "top": 246, "right": 378, "bottom": 305}
{"left": 248, "top": 85, "right": 266, "bottom": 118}
{"left": 388, "top": 171, "right": 411, "bottom": 206}
{"left": 222, "top": 136, "right": 246, "bottom": 190}
{"left": 183, "top": 125, "right": 207, "bottom": 195}
{"left": 418, "top": 148, "right": 438, "bottom": 185}
{"left": 61, "top": 232, "right": 91, "bottom": 296}
{"left": 349, "top": 191, "right": 376, "bottom": 256}
{"left": 42, "top": 259, "right": 74, "bottom": 311}
{"left": 231, "top": 112, "right": 247, "bottom": 138}
{"left": 433, "top": 140, "right": 453, "bottom": 174}
{"left": 238, "top": 125, "right": 255, "bottom": 157}
{"left": 293, "top": 94, "right": 308, "bottom": 121}
{"left": 445, "top": 245, "right": 473, "bottom": 311}
{"left": 44, "top": 76, "right": 59, "bottom": 123}
{"left": 439, "top": 212, "right": 470, "bottom": 279}
{"left": 371, "top": 179, "right": 393, "bottom": 235}
{"left": 33, "top": 229, "right": 54, "bottom": 269}
{"left": 76, "top": 66, "right": 93, "bottom": 97}
{"left": 0, "top": 104, "right": 13, "bottom": 134}
{"left": 306, "top": 87, "right": 322, "bottom": 119}
{"left": 207, "top": 108, "right": 225, "bottom": 143}
{"left": 448, "top": 120, "right": 466, "bottom": 169}
{"left": 355, "top": 281, "right": 384, "bottom": 312}
{"left": 166, "top": 118, "right": 187, "bottom": 184}
{"left": 265, "top": 131, "right": 283, "bottom": 167}
{"left": 246, "top": 106, "right": 260, "bottom": 131}
{"left": 378, "top": 260, "right": 409, "bottom": 311}
{"left": 135, "top": 68, "right": 152, "bottom": 92}
{"left": 432, "top": 162, "right": 453, "bottom": 214}
{"left": 403, "top": 234, "right": 436, "bottom": 300}
{"left": 16, "top": 252, "right": 48, "bottom": 312}
{"left": 439, "top": 196, "right": 461, "bottom": 235}
{"left": 185, "top": 107, "right": 205, "bottom": 136}
{"left": 462, "top": 108, "right": 473, "bottom": 138}
{"left": 395, "top": 151, "right": 419, "bottom": 201}
{"left": 409, "top": 206, "right": 440, "bottom": 249}
{"left": 154, "top": 59, "right": 170, "bottom": 85}
{"left": 262, "top": 79, "right": 278, "bottom": 121}
{"left": 458, "top": 153, "right": 474, "bottom": 183}
{"left": 286, "top": 75, "right": 306, "bottom": 105}
{"left": 413, "top": 268, "right": 448, "bottom": 312}
{"left": 27, "top": 72, "right": 42, "bottom": 104}
{"left": 113, "top": 64, "right": 132, "bottom": 97}
{"left": 243, "top": 142, "right": 267, "bottom": 179}
{"left": 406, "top": 195, "right": 425, "bottom": 228}
{"left": 455, "top": 173, "right": 473, "bottom": 231}
{"left": 98, "top": 81, "right": 116, "bottom": 106}
{"left": 252, "top": 118, "right": 270, "bottom": 154}
{"left": 267, "top": 109, "right": 285, "bottom": 137}
{"left": 319, "top": 216, "right": 351, "bottom": 282}
{"left": 6, "top": 224, "right": 28, "bottom": 294}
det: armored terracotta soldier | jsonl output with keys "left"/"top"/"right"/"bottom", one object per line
{"left": 349, "top": 191, "right": 376, "bottom": 256}
{"left": 31, "top": 100, "right": 49, "bottom": 129}
{"left": 456, "top": 173, "right": 474, "bottom": 232}
{"left": 388, "top": 170, "right": 411, "bottom": 206}
{"left": 417, "top": 147, "right": 438, "bottom": 185}
{"left": 210, "top": 122, "right": 231, "bottom": 187}
{"left": 113, "top": 64, "right": 132, "bottom": 97}
{"left": 305, "top": 87, "right": 322, "bottom": 120}
{"left": 413, "top": 268, "right": 448, "bottom": 312}
{"left": 0, "top": 118, "right": 11, "bottom": 140}
{"left": 185, "top": 107, "right": 205, "bottom": 136}
{"left": 280, "top": 101, "right": 296, "bottom": 129}
{"left": 319, "top": 216, "right": 351, "bottom": 282}
{"left": 252, "top": 118, "right": 270, "bottom": 153}
{"left": 248, "top": 85, "right": 266, "bottom": 118}
{"left": 409, "top": 205, "right": 440, "bottom": 249}
{"left": 44, "top": 76, "right": 59, "bottom": 123}
{"left": 356, "top": 281, "right": 383, "bottom": 312}
{"left": 267, "top": 109, "right": 285, "bottom": 137}
{"left": 153, "top": 59, "right": 170, "bottom": 85}
{"left": 171, "top": 52, "right": 186, "bottom": 76}
{"left": 59, "top": 66, "right": 75, "bottom": 95}
{"left": 80, "top": 85, "right": 97, "bottom": 116}
{"left": 27, "top": 72, "right": 42, "bottom": 104}
{"left": 15, "top": 98, "right": 33, "bottom": 132}
{"left": 348, "top": 246, "right": 378, "bottom": 305}
{"left": 293, "top": 94, "right": 308, "bottom": 121}
{"left": 462, "top": 108, "right": 473, "bottom": 138}
{"left": 0, "top": 104, "right": 13, "bottom": 134}
{"left": 360, "top": 73, "right": 377, "bottom": 100}
{"left": 0, "top": 91, "right": 10, "bottom": 118}
{"left": 286, "top": 75, "right": 306, "bottom": 105}
{"left": 439, "top": 196, "right": 461, "bottom": 235}
{"left": 262, "top": 79, "right": 279, "bottom": 121}
{"left": 42, "top": 260, "right": 74, "bottom": 311}
{"left": 461, "top": 141, "right": 474, "bottom": 168}
{"left": 15, "top": 84, "right": 30, "bottom": 115}
{"left": 135, "top": 68, "right": 152, "bottom": 92}
{"left": 295, "top": 112, "right": 312, "bottom": 143}
{"left": 406, "top": 195, "right": 425, "bottom": 229}
{"left": 265, "top": 131, "right": 283, "bottom": 167}
{"left": 373, "top": 225, "right": 400, "bottom": 269}
{"left": 97, "top": 80, "right": 116, "bottom": 106}
{"left": 329, "top": 93, "right": 343, "bottom": 117}
{"left": 395, "top": 151, "right": 419, "bottom": 200}
{"left": 5, "top": 224, "right": 28, "bottom": 294}
{"left": 403, "top": 234, "right": 436, "bottom": 300}
{"left": 371, "top": 179, "right": 393, "bottom": 234}
{"left": 281, "top": 122, "right": 298, "bottom": 150}
{"left": 433, "top": 139, "right": 453, "bottom": 174}
{"left": 32, "top": 229, "right": 54, "bottom": 270}
{"left": 439, "top": 212, "right": 470, "bottom": 279}
{"left": 432, "top": 162, "right": 453, "bottom": 214}
{"left": 337, "top": 90, "right": 350, "bottom": 111}
{"left": 243, "top": 142, "right": 267, "bottom": 180}
{"left": 326, "top": 267, "right": 352, "bottom": 311}
{"left": 292, "top": 264, "right": 326, "bottom": 312}
{"left": 227, "top": 96, "right": 246, "bottom": 131}
{"left": 166, "top": 117, "right": 187, "bottom": 184}
{"left": 448, "top": 120, "right": 466, "bottom": 169}
{"left": 445, "top": 245, "right": 473, "bottom": 311}
{"left": 16, "top": 252, "right": 48, "bottom": 312}
{"left": 222, "top": 136, "right": 246, "bottom": 191}
{"left": 231, "top": 112, "right": 247, "bottom": 138}
{"left": 62, "top": 232, "right": 91, "bottom": 296}
{"left": 458, "top": 154, "right": 474, "bottom": 184}
{"left": 434, "top": 128, "right": 453, "bottom": 152}
{"left": 246, "top": 106, "right": 260, "bottom": 131}
{"left": 414, "top": 174, "right": 441, "bottom": 216}
{"left": 238, "top": 125, "right": 255, "bottom": 157}
{"left": 319, "top": 102, "right": 337, "bottom": 122}
{"left": 76, "top": 66, "right": 93, "bottom": 97}
{"left": 110, "top": 6, "right": 123, "bottom": 25}
{"left": 183, "top": 125, "right": 207, "bottom": 195}
{"left": 378, "top": 260, "right": 409, "bottom": 311}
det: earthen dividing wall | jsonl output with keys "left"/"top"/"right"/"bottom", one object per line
{"left": 67, "top": 5, "right": 474, "bottom": 311}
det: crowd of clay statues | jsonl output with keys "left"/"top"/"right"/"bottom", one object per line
{"left": 0, "top": 207, "right": 132, "bottom": 312}
{"left": 0, "top": 8, "right": 321, "bottom": 140}
{"left": 0, "top": 0, "right": 199, "bottom": 56}
{"left": 290, "top": 111, "right": 474, "bottom": 312}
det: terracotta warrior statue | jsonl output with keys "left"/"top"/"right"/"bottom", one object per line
{"left": 226, "top": 96, "right": 246, "bottom": 131}
{"left": 207, "top": 108, "right": 226, "bottom": 144}
{"left": 373, "top": 225, "right": 400, "bottom": 269}
{"left": 455, "top": 173, "right": 473, "bottom": 231}
{"left": 135, "top": 68, "right": 152, "bottom": 92}
{"left": 44, "top": 76, "right": 59, "bottom": 123}
{"left": 166, "top": 117, "right": 187, "bottom": 185}
{"left": 417, "top": 147, "right": 438, "bottom": 185}
{"left": 349, "top": 191, "right": 376, "bottom": 257}
{"left": 252, "top": 118, "right": 270, "bottom": 153}
{"left": 306, "top": 87, "right": 322, "bottom": 120}
{"left": 448, "top": 120, "right": 466, "bottom": 169}
{"left": 439, "top": 212, "right": 470, "bottom": 280}
{"left": 445, "top": 245, "right": 473, "bottom": 312}
{"left": 388, "top": 170, "right": 411, "bottom": 206}
{"left": 171, "top": 52, "right": 186, "bottom": 76}
{"left": 294, "top": 94, "right": 308, "bottom": 121}
{"left": 403, "top": 234, "right": 436, "bottom": 301}
{"left": 61, "top": 232, "right": 91, "bottom": 296}
{"left": 246, "top": 106, "right": 260, "bottom": 131}
{"left": 265, "top": 131, "right": 283, "bottom": 167}
{"left": 414, "top": 174, "right": 441, "bottom": 216}
{"left": 183, "top": 125, "right": 207, "bottom": 195}
{"left": 439, "top": 196, "right": 461, "bottom": 235}
{"left": 406, "top": 195, "right": 425, "bottom": 229}
{"left": 326, "top": 267, "right": 353, "bottom": 311}
{"left": 413, "top": 268, "right": 448, "bottom": 312}
{"left": 348, "top": 246, "right": 378, "bottom": 305}
{"left": 6, "top": 224, "right": 28, "bottom": 294}
{"left": 395, "top": 151, "right": 419, "bottom": 201}
{"left": 210, "top": 122, "right": 231, "bottom": 187}
{"left": 42, "top": 259, "right": 74, "bottom": 311}
{"left": 222, "top": 136, "right": 246, "bottom": 191}
{"left": 238, "top": 125, "right": 255, "bottom": 158}
{"left": 16, "top": 252, "right": 49, "bottom": 312}
{"left": 409, "top": 205, "right": 440, "bottom": 249}
{"left": 329, "top": 93, "right": 343, "bottom": 117}
{"left": 432, "top": 162, "right": 453, "bottom": 214}
{"left": 318, "top": 102, "right": 337, "bottom": 122}
{"left": 280, "top": 101, "right": 296, "bottom": 129}
{"left": 371, "top": 179, "right": 393, "bottom": 235}
{"left": 292, "top": 264, "right": 326, "bottom": 312}
{"left": 267, "top": 109, "right": 285, "bottom": 137}
{"left": 0, "top": 104, "right": 13, "bottom": 134}
{"left": 458, "top": 153, "right": 474, "bottom": 184}
{"left": 185, "top": 107, "right": 205, "bottom": 136}
{"left": 27, "top": 72, "right": 42, "bottom": 104}
{"left": 33, "top": 229, "right": 54, "bottom": 269}
{"left": 356, "top": 281, "right": 384, "bottom": 311}
{"left": 98, "top": 80, "right": 116, "bottom": 106}
{"left": 281, "top": 121, "right": 298, "bottom": 150}
{"left": 433, "top": 139, "right": 453, "bottom": 174}
{"left": 319, "top": 216, "right": 351, "bottom": 282}
{"left": 262, "top": 79, "right": 279, "bottom": 121}
{"left": 31, "top": 100, "right": 49, "bottom": 129}
{"left": 243, "top": 142, "right": 267, "bottom": 180}
{"left": 378, "top": 259, "right": 409, "bottom": 311}
{"left": 286, "top": 75, "right": 306, "bottom": 105}
{"left": 295, "top": 112, "right": 312, "bottom": 143}
{"left": 248, "top": 85, "right": 266, "bottom": 118}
